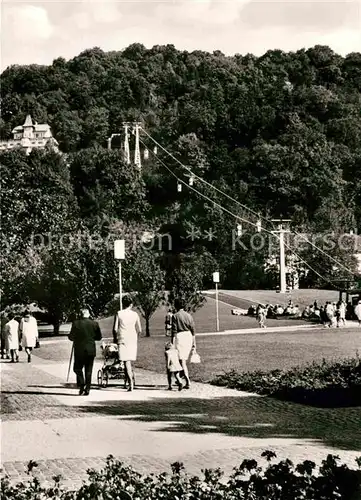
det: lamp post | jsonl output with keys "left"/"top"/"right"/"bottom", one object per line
{"left": 213, "top": 271, "right": 220, "bottom": 332}
{"left": 114, "top": 240, "right": 125, "bottom": 310}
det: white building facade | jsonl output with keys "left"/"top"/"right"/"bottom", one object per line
{"left": 0, "top": 115, "right": 59, "bottom": 155}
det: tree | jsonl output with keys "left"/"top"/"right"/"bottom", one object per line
{"left": 51, "top": 110, "right": 83, "bottom": 152}
{"left": 1, "top": 43, "right": 361, "bottom": 296}
{"left": 69, "top": 147, "right": 148, "bottom": 226}
{"left": 23, "top": 244, "right": 85, "bottom": 334}
{"left": 125, "top": 247, "right": 166, "bottom": 336}
{"left": 0, "top": 149, "right": 79, "bottom": 310}
{"left": 80, "top": 107, "right": 109, "bottom": 148}
{"left": 167, "top": 253, "right": 208, "bottom": 312}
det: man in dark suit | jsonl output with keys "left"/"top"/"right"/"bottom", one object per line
{"left": 68, "top": 308, "right": 102, "bottom": 395}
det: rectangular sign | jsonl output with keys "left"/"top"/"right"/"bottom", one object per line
{"left": 114, "top": 240, "right": 125, "bottom": 260}
{"left": 213, "top": 272, "right": 220, "bottom": 283}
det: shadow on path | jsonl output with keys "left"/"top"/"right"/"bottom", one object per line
{"left": 64, "top": 392, "right": 361, "bottom": 452}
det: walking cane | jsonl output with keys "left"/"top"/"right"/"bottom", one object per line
{"left": 67, "top": 344, "right": 74, "bottom": 382}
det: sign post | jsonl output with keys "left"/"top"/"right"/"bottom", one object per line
{"left": 213, "top": 272, "right": 220, "bottom": 332}
{"left": 114, "top": 240, "right": 125, "bottom": 311}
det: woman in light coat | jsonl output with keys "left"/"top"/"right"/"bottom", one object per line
{"left": 355, "top": 300, "right": 361, "bottom": 327}
{"left": 20, "top": 310, "right": 38, "bottom": 362}
{"left": 5, "top": 313, "right": 20, "bottom": 362}
{"left": 113, "top": 296, "right": 142, "bottom": 391}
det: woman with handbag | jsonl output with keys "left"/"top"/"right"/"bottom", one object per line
{"left": 113, "top": 295, "right": 142, "bottom": 392}
{"left": 171, "top": 298, "right": 197, "bottom": 390}
{"left": 19, "top": 310, "right": 39, "bottom": 363}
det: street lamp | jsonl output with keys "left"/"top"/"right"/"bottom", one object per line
{"left": 213, "top": 271, "right": 220, "bottom": 332}
{"left": 114, "top": 240, "right": 125, "bottom": 311}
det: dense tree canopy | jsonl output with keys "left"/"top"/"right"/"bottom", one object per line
{"left": 1, "top": 43, "right": 360, "bottom": 324}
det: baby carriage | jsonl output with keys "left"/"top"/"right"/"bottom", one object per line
{"left": 97, "top": 343, "right": 135, "bottom": 388}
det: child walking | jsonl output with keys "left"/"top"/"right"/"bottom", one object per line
{"left": 164, "top": 342, "right": 183, "bottom": 391}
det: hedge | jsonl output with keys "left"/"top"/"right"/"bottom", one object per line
{"left": 211, "top": 356, "right": 361, "bottom": 406}
{"left": 1, "top": 453, "right": 361, "bottom": 499}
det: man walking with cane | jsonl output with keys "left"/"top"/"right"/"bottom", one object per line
{"left": 68, "top": 308, "right": 102, "bottom": 395}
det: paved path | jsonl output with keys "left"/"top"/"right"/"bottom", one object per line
{"left": 1, "top": 353, "right": 361, "bottom": 490}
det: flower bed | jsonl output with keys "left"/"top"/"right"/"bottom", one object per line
{"left": 211, "top": 356, "right": 361, "bottom": 407}
{"left": 2, "top": 453, "right": 361, "bottom": 499}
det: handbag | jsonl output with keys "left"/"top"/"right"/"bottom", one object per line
{"left": 35, "top": 340, "right": 40, "bottom": 349}
{"left": 189, "top": 346, "right": 201, "bottom": 364}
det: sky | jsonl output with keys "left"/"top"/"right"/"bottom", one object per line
{"left": 1, "top": 0, "right": 360, "bottom": 70}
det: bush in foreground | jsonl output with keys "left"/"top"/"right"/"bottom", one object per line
{"left": 2, "top": 453, "right": 361, "bottom": 499}
{"left": 211, "top": 356, "right": 361, "bottom": 406}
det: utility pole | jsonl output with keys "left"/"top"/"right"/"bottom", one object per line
{"left": 123, "top": 122, "right": 131, "bottom": 164}
{"left": 133, "top": 122, "right": 142, "bottom": 169}
{"left": 272, "top": 219, "right": 291, "bottom": 293}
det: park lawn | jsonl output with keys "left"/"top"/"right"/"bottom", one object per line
{"left": 134, "top": 327, "right": 360, "bottom": 384}
{"left": 41, "top": 289, "right": 331, "bottom": 337}
{"left": 36, "top": 325, "right": 360, "bottom": 383}
{"left": 221, "top": 289, "right": 340, "bottom": 308}
{"left": 98, "top": 296, "right": 308, "bottom": 337}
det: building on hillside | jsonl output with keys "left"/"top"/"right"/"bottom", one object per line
{"left": 0, "top": 115, "right": 59, "bottom": 154}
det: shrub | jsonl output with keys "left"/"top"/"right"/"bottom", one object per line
{"left": 1, "top": 453, "right": 361, "bottom": 499}
{"left": 211, "top": 356, "right": 361, "bottom": 406}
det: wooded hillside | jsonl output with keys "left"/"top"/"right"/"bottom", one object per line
{"left": 1, "top": 44, "right": 360, "bottom": 323}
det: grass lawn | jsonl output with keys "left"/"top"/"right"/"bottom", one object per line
{"left": 97, "top": 296, "right": 308, "bottom": 337}
{"left": 36, "top": 323, "right": 361, "bottom": 384}
{"left": 220, "top": 289, "right": 340, "bottom": 308}
{"left": 134, "top": 327, "right": 361, "bottom": 384}
{"left": 41, "top": 289, "right": 335, "bottom": 337}
{"left": 100, "top": 288, "right": 338, "bottom": 336}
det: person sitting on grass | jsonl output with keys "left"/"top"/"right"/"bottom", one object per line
{"left": 164, "top": 341, "right": 184, "bottom": 391}
{"left": 276, "top": 304, "right": 284, "bottom": 315}
{"left": 302, "top": 305, "right": 310, "bottom": 318}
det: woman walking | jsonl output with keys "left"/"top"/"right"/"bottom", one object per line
{"left": 171, "top": 298, "right": 196, "bottom": 390}
{"left": 355, "top": 300, "right": 361, "bottom": 327}
{"left": 4, "top": 313, "right": 20, "bottom": 362}
{"left": 19, "top": 310, "right": 38, "bottom": 362}
{"left": 256, "top": 304, "right": 266, "bottom": 328}
{"left": 113, "top": 296, "right": 142, "bottom": 392}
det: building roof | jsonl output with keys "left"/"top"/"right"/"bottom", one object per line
{"left": 11, "top": 115, "right": 52, "bottom": 134}
{"left": 23, "top": 114, "right": 33, "bottom": 127}
{"left": 34, "top": 124, "right": 50, "bottom": 132}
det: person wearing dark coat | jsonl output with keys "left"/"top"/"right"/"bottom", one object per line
{"left": 68, "top": 308, "right": 102, "bottom": 395}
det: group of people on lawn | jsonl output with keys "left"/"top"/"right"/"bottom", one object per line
{"left": 255, "top": 299, "right": 361, "bottom": 328}
{"left": 68, "top": 296, "right": 196, "bottom": 396}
